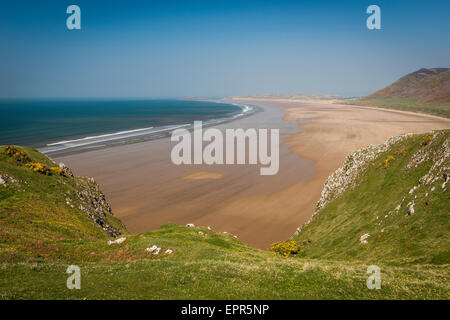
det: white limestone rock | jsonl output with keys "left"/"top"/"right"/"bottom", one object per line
{"left": 359, "top": 233, "right": 370, "bottom": 244}
{"left": 107, "top": 237, "right": 126, "bottom": 245}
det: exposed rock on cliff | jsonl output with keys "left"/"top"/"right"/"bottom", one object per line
{"left": 73, "top": 175, "right": 122, "bottom": 237}
{"left": 317, "top": 133, "right": 412, "bottom": 210}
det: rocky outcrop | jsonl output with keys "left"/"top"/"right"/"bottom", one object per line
{"left": 58, "top": 162, "right": 74, "bottom": 177}
{"left": 0, "top": 173, "right": 19, "bottom": 187}
{"left": 73, "top": 176, "right": 122, "bottom": 237}
{"left": 316, "top": 133, "right": 412, "bottom": 211}
{"left": 394, "top": 131, "right": 449, "bottom": 213}
{"left": 55, "top": 161, "right": 122, "bottom": 238}
{"left": 413, "top": 132, "right": 449, "bottom": 186}
{"left": 295, "top": 131, "right": 449, "bottom": 235}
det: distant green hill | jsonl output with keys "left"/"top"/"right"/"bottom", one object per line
{"left": 0, "top": 132, "right": 449, "bottom": 299}
{"left": 349, "top": 68, "right": 450, "bottom": 118}
{"left": 367, "top": 68, "right": 450, "bottom": 105}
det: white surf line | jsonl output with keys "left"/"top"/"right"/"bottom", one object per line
{"left": 41, "top": 124, "right": 191, "bottom": 152}
{"left": 46, "top": 126, "right": 156, "bottom": 146}
{"left": 42, "top": 103, "right": 254, "bottom": 153}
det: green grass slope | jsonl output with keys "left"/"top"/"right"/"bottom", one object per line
{"left": 292, "top": 130, "right": 450, "bottom": 265}
{"left": 350, "top": 98, "right": 450, "bottom": 119}
{"left": 0, "top": 146, "right": 127, "bottom": 262}
{"left": 1, "top": 223, "right": 448, "bottom": 300}
{"left": 0, "top": 135, "right": 449, "bottom": 299}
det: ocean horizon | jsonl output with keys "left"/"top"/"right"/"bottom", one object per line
{"left": 0, "top": 99, "right": 255, "bottom": 156}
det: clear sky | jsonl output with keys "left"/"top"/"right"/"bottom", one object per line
{"left": 1, "top": 0, "right": 449, "bottom": 98}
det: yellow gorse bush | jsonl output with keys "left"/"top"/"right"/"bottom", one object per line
{"left": 5, "top": 145, "right": 17, "bottom": 156}
{"left": 6, "top": 146, "right": 65, "bottom": 177}
{"left": 270, "top": 241, "right": 300, "bottom": 257}
{"left": 4, "top": 146, "right": 30, "bottom": 163}
{"left": 377, "top": 155, "right": 395, "bottom": 169}
{"left": 421, "top": 135, "right": 432, "bottom": 146}
{"left": 25, "top": 163, "right": 52, "bottom": 175}
{"left": 50, "top": 167, "right": 64, "bottom": 176}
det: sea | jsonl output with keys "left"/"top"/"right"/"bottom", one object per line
{"left": 0, "top": 99, "right": 256, "bottom": 156}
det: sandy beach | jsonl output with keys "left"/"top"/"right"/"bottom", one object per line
{"left": 55, "top": 100, "right": 450, "bottom": 249}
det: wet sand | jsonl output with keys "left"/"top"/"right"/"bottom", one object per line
{"left": 55, "top": 100, "right": 450, "bottom": 249}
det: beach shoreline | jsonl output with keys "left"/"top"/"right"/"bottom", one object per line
{"left": 55, "top": 99, "right": 450, "bottom": 249}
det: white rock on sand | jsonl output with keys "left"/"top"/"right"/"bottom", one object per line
{"left": 186, "top": 223, "right": 195, "bottom": 227}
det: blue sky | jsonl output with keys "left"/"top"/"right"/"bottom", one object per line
{"left": 0, "top": 0, "right": 449, "bottom": 98}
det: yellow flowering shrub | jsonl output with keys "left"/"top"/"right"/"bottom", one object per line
{"left": 25, "top": 163, "right": 51, "bottom": 175}
{"left": 50, "top": 167, "right": 64, "bottom": 176}
{"left": 377, "top": 155, "right": 395, "bottom": 169}
{"left": 13, "top": 151, "right": 30, "bottom": 163}
{"left": 270, "top": 241, "right": 300, "bottom": 257}
{"left": 4, "top": 146, "right": 30, "bottom": 163}
{"left": 395, "top": 148, "right": 406, "bottom": 156}
{"left": 5, "top": 145, "right": 17, "bottom": 156}
{"left": 421, "top": 135, "right": 432, "bottom": 146}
